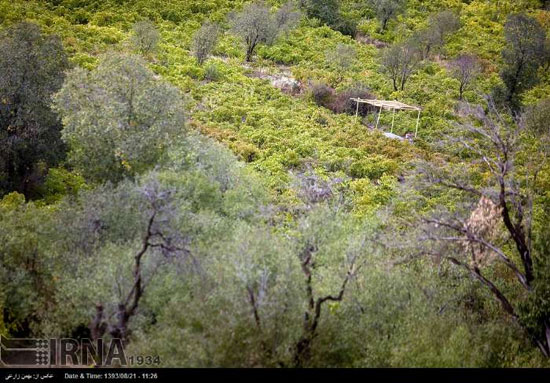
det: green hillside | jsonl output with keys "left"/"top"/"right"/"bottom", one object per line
{"left": 1, "top": 0, "right": 550, "bottom": 367}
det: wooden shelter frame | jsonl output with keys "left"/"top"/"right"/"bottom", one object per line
{"left": 351, "top": 98, "right": 422, "bottom": 138}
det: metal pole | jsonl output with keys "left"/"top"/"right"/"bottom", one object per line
{"left": 375, "top": 107, "right": 382, "bottom": 130}
{"left": 391, "top": 108, "right": 396, "bottom": 133}
{"left": 355, "top": 99, "right": 359, "bottom": 121}
{"left": 415, "top": 110, "right": 421, "bottom": 138}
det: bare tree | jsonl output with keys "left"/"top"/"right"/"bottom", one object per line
{"left": 381, "top": 42, "right": 419, "bottom": 91}
{"left": 416, "top": 100, "right": 550, "bottom": 357}
{"left": 192, "top": 22, "right": 220, "bottom": 65}
{"left": 449, "top": 54, "right": 481, "bottom": 100}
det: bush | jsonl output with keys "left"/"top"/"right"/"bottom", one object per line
{"left": 310, "top": 82, "right": 336, "bottom": 108}
{"left": 330, "top": 85, "right": 375, "bottom": 116}
{"left": 130, "top": 20, "right": 160, "bottom": 55}
{"left": 310, "top": 82, "right": 374, "bottom": 117}
{"left": 204, "top": 62, "right": 222, "bottom": 82}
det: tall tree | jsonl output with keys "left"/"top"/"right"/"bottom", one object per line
{"left": 0, "top": 22, "right": 69, "bottom": 198}
{"left": 53, "top": 53, "right": 186, "bottom": 183}
{"left": 499, "top": 14, "right": 546, "bottom": 109}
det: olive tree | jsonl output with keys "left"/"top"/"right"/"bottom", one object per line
{"left": 130, "top": 20, "right": 160, "bottom": 55}
{"left": 411, "top": 10, "right": 461, "bottom": 59}
{"left": 53, "top": 53, "right": 186, "bottom": 183}
{"left": 498, "top": 14, "right": 546, "bottom": 109}
{"left": 381, "top": 42, "right": 419, "bottom": 91}
{"left": 292, "top": 205, "right": 368, "bottom": 366}
{"left": 302, "top": 0, "right": 340, "bottom": 26}
{"left": 369, "top": 0, "right": 407, "bottom": 31}
{"left": 191, "top": 22, "right": 220, "bottom": 65}
{"left": 230, "top": 1, "right": 300, "bottom": 62}
{"left": 326, "top": 43, "right": 356, "bottom": 69}
{"left": 0, "top": 22, "right": 69, "bottom": 198}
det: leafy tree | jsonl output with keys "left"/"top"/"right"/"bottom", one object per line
{"left": 543, "top": 37, "right": 550, "bottom": 71}
{"left": 428, "top": 10, "right": 461, "bottom": 50}
{"left": 130, "top": 20, "right": 160, "bottom": 55}
{"left": 53, "top": 53, "right": 186, "bottom": 183}
{"left": 87, "top": 175, "right": 192, "bottom": 342}
{"left": 0, "top": 22, "right": 69, "bottom": 198}
{"left": 449, "top": 54, "right": 481, "bottom": 100}
{"left": 411, "top": 10, "right": 461, "bottom": 59}
{"left": 191, "top": 21, "right": 220, "bottom": 65}
{"left": 301, "top": 0, "right": 357, "bottom": 36}
{"left": 48, "top": 133, "right": 271, "bottom": 354}
{"left": 381, "top": 42, "right": 419, "bottom": 91}
{"left": 498, "top": 14, "right": 546, "bottom": 109}
{"left": 230, "top": 1, "right": 299, "bottom": 62}
{"left": 0, "top": 193, "right": 59, "bottom": 335}
{"left": 303, "top": 0, "right": 340, "bottom": 26}
{"left": 369, "top": 0, "right": 407, "bottom": 31}
{"left": 292, "top": 204, "right": 369, "bottom": 366}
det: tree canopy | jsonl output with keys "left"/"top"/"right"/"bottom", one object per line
{"left": 0, "top": 22, "right": 69, "bottom": 198}
{"left": 53, "top": 53, "right": 186, "bottom": 183}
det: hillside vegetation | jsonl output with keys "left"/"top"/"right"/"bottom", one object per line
{"left": 1, "top": 0, "right": 550, "bottom": 367}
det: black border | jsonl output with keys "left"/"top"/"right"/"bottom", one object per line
{"left": 0, "top": 368, "right": 549, "bottom": 383}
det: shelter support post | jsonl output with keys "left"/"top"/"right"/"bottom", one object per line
{"left": 415, "top": 110, "right": 421, "bottom": 138}
{"left": 391, "top": 108, "right": 396, "bottom": 133}
{"left": 375, "top": 107, "right": 382, "bottom": 130}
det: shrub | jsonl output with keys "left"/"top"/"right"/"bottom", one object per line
{"left": 204, "top": 62, "right": 222, "bottom": 82}
{"left": 310, "top": 82, "right": 336, "bottom": 108}
{"left": 130, "top": 20, "right": 160, "bottom": 55}
{"left": 330, "top": 85, "right": 375, "bottom": 116}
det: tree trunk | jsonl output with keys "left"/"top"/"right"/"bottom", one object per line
{"left": 381, "top": 18, "right": 388, "bottom": 31}
{"left": 534, "top": 321, "right": 550, "bottom": 358}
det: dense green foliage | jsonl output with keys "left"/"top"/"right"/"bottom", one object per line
{"left": 53, "top": 53, "right": 186, "bottom": 183}
{"left": 1, "top": 0, "right": 550, "bottom": 368}
{"left": 0, "top": 22, "right": 69, "bottom": 198}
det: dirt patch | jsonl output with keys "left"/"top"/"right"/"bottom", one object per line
{"left": 248, "top": 67, "right": 303, "bottom": 95}
{"left": 355, "top": 33, "right": 389, "bottom": 49}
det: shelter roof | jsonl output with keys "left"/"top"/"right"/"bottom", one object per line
{"left": 350, "top": 98, "right": 422, "bottom": 111}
